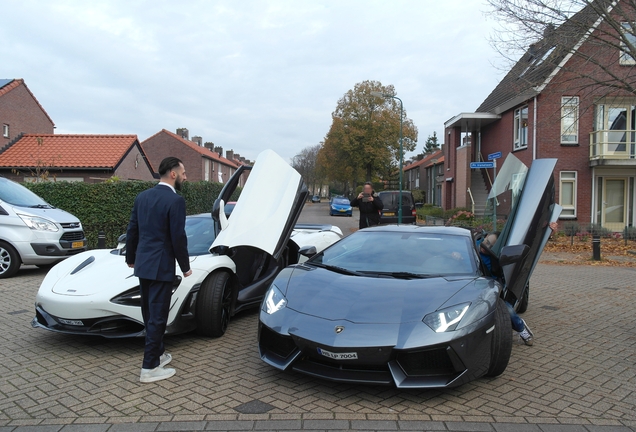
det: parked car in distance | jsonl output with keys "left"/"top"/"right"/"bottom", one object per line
{"left": 0, "top": 177, "right": 86, "bottom": 278}
{"left": 378, "top": 191, "right": 417, "bottom": 224}
{"left": 311, "top": 195, "right": 321, "bottom": 203}
{"left": 329, "top": 197, "right": 352, "bottom": 217}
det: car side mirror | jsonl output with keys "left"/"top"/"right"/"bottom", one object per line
{"left": 499, "top": 244, "right": 530, "bottom": 267}
{"left": 299, "top": 245, "right": 317, "bottom": 258}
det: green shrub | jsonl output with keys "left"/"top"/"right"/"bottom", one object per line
{"left": 24, "top": 181, "right": 240, "bottom": 248}
{"left": 416, "top": 204, "right": 444, "bottom": 219}
{"left": 411, "top": 189, "right": 425, "bottom": 204}
{"left": 584, "top": 223, "right": 613, "bottom": 238}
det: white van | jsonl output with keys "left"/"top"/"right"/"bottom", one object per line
{"left": 0, "top": 177, "right": 86, "bottom": 278}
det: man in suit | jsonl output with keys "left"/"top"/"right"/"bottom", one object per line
{"left": 126, "top": 157, "right": 192, "bottom": 383}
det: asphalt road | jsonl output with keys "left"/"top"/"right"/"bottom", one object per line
{"left": 297, "top": 201, "right": 359, "bottom": 236}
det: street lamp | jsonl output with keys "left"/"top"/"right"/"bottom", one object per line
{"left": 371, "top": 91, "right": 404, "bottom": 224}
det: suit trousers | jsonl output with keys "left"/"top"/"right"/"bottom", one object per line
{"left": 139, "top": 278, "right": 173, "bottom": 369}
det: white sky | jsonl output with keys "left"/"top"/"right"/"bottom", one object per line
{"left": 1, "top": 0, "right": 506, "bottom": 163}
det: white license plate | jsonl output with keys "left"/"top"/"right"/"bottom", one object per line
{"left": 317, "top": 348, "right": 358, "bottom": 360}
{"left": 58, "top": 318, "right": 84, "bottom": 326}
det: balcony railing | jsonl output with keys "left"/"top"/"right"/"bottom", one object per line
{"left": 590, "top": 130, "right": 636, "bottom": 160}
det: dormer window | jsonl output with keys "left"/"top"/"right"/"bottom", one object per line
{"left": 620, "top": 22, "right": 636, "bottom": 65}
{"left": 513, "top": 106, "right": 529, "bottom": 150}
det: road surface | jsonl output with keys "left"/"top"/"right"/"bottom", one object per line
{"left": 298, "top": 201, "right": 359, "bottom": 236}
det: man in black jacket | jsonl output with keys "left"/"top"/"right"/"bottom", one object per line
{"left": 351, "top": 182, "right": 383, "bottom": 229}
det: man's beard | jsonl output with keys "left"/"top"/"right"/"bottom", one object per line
{"left": 175, "top": 178, "right": 183, "bottom": 191}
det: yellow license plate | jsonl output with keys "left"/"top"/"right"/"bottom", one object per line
{"left": 383, "top": 212, "right": 395, "bottom": 216}
{"left": 339, "top": 209, "right": 346, "bottom": 212}
{"left": 72, "top": 241, "right": 84, "bottom": 249}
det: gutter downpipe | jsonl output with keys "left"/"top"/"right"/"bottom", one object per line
{"left": 533, "top": 96, "right": 538, "bottom": 160}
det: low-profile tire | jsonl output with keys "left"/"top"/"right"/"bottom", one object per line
{"left": 517, "top": 284, "right": 529, "bottom": 314}
{"left": 195, "top": 271, "right": 234, "bottom": 337}
{"left": 486, "top": 297, "right": 513, "bottom": 377}
{"left": 0, "top": 241, "right": 21, "bottom": 279}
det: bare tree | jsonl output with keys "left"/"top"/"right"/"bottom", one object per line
{"left": 291, "top": 144, "right": 323, "bottom": 195}
{"left": 486, "top": 0, "right": 636, "bottom": 97}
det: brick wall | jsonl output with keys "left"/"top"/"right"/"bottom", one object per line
{"left": 0, "top": 82, "right": 54, "bottom": 148}
{"left": 142, "top": 131, "right": 205, "bottom": 182}
{"left": 114, "top": 143, "right": 155, "bottom": 181}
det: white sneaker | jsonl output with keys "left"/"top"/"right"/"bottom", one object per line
{"left": 518, "top": 319, "right": 534, "bottom": 346}
{"left": 159, "top": 353, "right": 172, "bottom": 368}
{"left": 140, "top": 366, "right": 176, "bottom": 383}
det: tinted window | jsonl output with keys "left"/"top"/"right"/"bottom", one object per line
{"left": 311, "top": 230, "right": 478, "bottom": 276}
{"left": 333, "top": 198, "right": 350, "bottom": 205}
{"left": 379, "top": 192, "right": 413, "bottom": 208}
{"left": 0, "top": 177, "right": 51, "bottom": 207}
{"left": 185, "top": 217, "right": 216, "bottom": 256}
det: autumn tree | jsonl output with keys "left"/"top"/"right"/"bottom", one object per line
{"left": 423, "top": 132, "right": 440, "bottom": 154}
{"left": 317, "top": 80, "right": 418, "bottom": 190}
{"left": 487, "top": 0, "right": 636, "bottom": 96}
{"left": 291, "top": 144, "right": 324, "bottom": 195}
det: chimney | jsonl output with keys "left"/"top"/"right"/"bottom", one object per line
{"left": 234, "top": 153, "right": 241, "bottom": 160}
{"left": 226, "top": 149, "right": 234, "bottom": 161}
{"left": 204, "top": 142, "right": 214, "bottom": 150}
{"left": 214, "top": 146, "right": 223, "bottom": 157}
{"left": 192, "top": 136, "right": 202, "bottom": 146}
{"left": 176, "top": 128, "right": 189, "bottom": 140}
{"left": 239, "top": 156, "right": 246, "bottom": 163}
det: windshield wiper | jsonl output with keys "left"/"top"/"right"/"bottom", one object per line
{"left": 361, "top": 271, "right": 442, "bottom": 280}
{"left": 307, "top": 262, "right": 362, "bottom": 276}
{"left": 30, "top": 204, "right": 53, "bottom": 209}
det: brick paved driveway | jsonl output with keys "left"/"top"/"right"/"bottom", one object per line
{"left": 0, "top": 264, "right": 634, "bottom": 429}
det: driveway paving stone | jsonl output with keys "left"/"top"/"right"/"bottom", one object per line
{"left": 0, "top": 262, "right": 634, "bottom": 431}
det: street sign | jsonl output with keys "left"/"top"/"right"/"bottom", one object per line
{"left": 488, "top": 151, "right": 502, "bottom": 160}
{"left": 470, "top": 162, "right": 495, "bottom": 169}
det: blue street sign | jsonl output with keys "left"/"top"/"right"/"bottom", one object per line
{"left": 488, "top": 151, "right": 502, "bottom": 160}
{"left": 470, "top": 162, "right": 495, "bottom": 169}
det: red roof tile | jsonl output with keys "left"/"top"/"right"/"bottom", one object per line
{"left": 404, "top": 150, "right": 443, "bottom": 171}
{"left": 0, "top": 134, "right": 139, "bottom": 168}
{"left": 144, "top": 129, "right": 239, "bottom": 169}
{"left": 0, "top": 79, "right": 55, "bottom": 126}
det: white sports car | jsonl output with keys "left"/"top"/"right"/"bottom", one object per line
{"left": 32, "top": 150, "right": 342, "bottom": 338}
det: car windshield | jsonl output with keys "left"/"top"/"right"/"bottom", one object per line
{"left": 309, "top": 230, "right": 479, "bottom": 277}
{"left": 0, "top": 177, "right": 52, "bottom": 208}
{"left": 185, "top": 217, "right": 216, "bottom": 256}
{"left": 333, "top": 198, "right": 350, "bottom": 205}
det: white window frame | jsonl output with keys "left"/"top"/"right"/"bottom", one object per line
{"left": 559, "top": 171, "right": 577, "bottom": 218}
{"left": 2, "top": 124, "right": 8, "bottom": 138}
{"left": 620, "top": 22, "right": 636, "bottom": 65}
{"left": 513, "top": 106, "right": 529, "bottom": 150}
{"left": 561, "top": 96, "right": 579, "bottom": 144}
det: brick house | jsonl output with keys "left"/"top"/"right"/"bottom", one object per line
{"left": 444, "top": 1, "right": 636, "bottom": 231}
{"left": 0, "top": 134, "right": 155, "bottom": 182}
{"left": 0, "top": 79, "right": 55, "bottom": 148}
{"left": 142, "top": 129, "right": 241, "bottom": 184}
{"left": 404, "top": 150, "right": 444, "bottom": 205}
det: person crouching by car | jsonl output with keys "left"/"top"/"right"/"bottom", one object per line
{"left": 351, "top": 182, "right": 383, "bottom": 229}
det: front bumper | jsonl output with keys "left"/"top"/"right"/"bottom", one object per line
{"left": 258, "top": 309, "right": 495, "bottom": 389}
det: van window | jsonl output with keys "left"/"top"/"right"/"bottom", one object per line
{"left": 0, "top": 177, "right": 52, "bottom": 208}
{"left": 379, "top": 192, "right": 413, "bottom": 208}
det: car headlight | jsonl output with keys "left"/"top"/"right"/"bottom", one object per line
{"left": 331, "top": 205, "right": 336, "bottom": 210}
{"left": 17, "top": 214, "right": 59, "bottom": 232}
{"left": 262, "top": 284, "right": 287, "bottom": 315}
{"left": 423, "top": 303, "right": 470, "bottom": 332}
{"left": 346, "top": 207, "right": 352, "bottom": 211}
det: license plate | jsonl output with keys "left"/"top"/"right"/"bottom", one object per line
{"left": 317, "top": 348, "right": 358, "bottom": 360}
{"left": 383, "top": 212, "right": 395, "bottom": 216}
{"left": 72, "top": 241, "right": 84, "bottom": 249}
{"left": 58, "top": 318, "right": 84, "bottom": 326}
{"left": 339, "top": 209, "right": 346, "bottom": 212}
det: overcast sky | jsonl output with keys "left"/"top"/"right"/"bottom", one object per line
{"left": 1, "top": 0, "right": 506, "bottom": 163}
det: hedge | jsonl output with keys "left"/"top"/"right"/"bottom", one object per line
{"left": 24, "top": 181, "right": 241, "bottom": 249}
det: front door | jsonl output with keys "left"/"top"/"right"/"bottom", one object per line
{"left": 602, "top": 178, "right": 627, "bottom": 232}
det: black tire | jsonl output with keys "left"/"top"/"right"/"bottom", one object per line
{"left": 195, "top": 271, "right": 234, "bottom": 337}
{"left": 517, "top": 284, "right": 529, "bottom": 314}
{"left": 486, "top": 297, "right": 513, "bottom": 377}
{"left": 36, "top": 263, "right": 55, "bottom": 270}
{"left": 0, "top": 241, "right": 21, "bottom": 279}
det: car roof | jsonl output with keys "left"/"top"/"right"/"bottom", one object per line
{"left": 378, "top": 190, "right": 413, "bottom": 195}
{"left": 361, "top": 224, "right": 472, "bottom": 238}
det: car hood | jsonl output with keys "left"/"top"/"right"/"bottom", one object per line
{"left": 11, "top": 205, "right": 81, "bottom": 224}
{"left": 211, "top": 149, "right": 308, "bottom": 259}
{"left": 45, "top": 250, "right": 198, "bottom": 296}
{"left": 487, "top": 155, "right": 561, "bottom": 300}
{"left": 283, "top": 265, "right": 476, "bottom": 324}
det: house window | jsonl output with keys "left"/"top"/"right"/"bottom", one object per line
{"left": 620, "top": 22, "right": 636, "bottom": 65}
{"left": 2, "top": 124, "right": 8, "bottom": 138}
{"left": 513, "top": 106, "right": 528, "bottom": 150}
{"left": 560, "top": 171, "right": 577, "bottom": 218}
{"left": 561, "top": 97, "right": 579, "bottom": 144}
{"left": 204, "top": 159, "right": 210, "bottom": 181}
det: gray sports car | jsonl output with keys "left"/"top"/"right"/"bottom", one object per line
{"left": 258, "top": 154, "right": 562, "bottom": 388}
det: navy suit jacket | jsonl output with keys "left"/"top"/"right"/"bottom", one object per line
{"left": 126, "top": 184, "right": 190, "bottom": 282}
